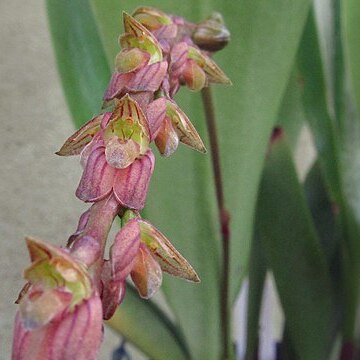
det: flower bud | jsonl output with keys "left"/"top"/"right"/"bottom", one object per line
{"left": 192, "top": 12, "right": 230, "bottom": 52}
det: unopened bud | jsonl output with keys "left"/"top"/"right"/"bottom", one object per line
{"left": 192, "top": 12, "right": 230, "bottom": 52}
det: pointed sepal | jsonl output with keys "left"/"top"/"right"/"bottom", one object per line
{"left": 188, "top": 46, "right": 231, "bottom": 85}
{"left": 121, "top": 12, "right": 163, "bottom": 64}
{"left": 56, "top": 115, "right": 103, "bottom": 156}
{"left": 138, "top": 219, "right": 200, "bottom": 282}
{"left": 166, "top": 100, "right": 207, "bottom": 153}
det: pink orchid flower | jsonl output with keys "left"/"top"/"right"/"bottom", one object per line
{"left": 12, "top": 238, "right": 103, "bottom": 360}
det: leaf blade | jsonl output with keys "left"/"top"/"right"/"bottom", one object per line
{"left": 257, "top": 133, "right": 336, "bottom": 359}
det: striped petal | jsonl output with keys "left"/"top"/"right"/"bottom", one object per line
{"left": 110, "top": 219, "right": 141, "bottom": 282}
{"left": 101, "top": 261, "right": 126, "bottom": 320}
{"left": 113, "top": 150, "right": 155, "bottom": 210}
{"left": 146, "top": 97, "right": 167, "bottom": 140}
{"left": 76, "top": 143, "right": 116, "bottom": 202}
{"left": 130, "top": 244, "right": 162, "bottom": 299}
{"left": 126, "top": 61, "right": 168, "bottom": 93}
{"left": 13, "top": 294, "right": 102, "bottom": 360}
{"left": 155, "top": 117, "right": 179, "bottom": 157}
{"left": 139, "top": 220, "right": 200, "bottom": 282}
{"left": 103, "top": 71, "right": 132, "bottom": 102}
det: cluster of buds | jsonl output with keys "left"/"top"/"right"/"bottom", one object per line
{"left": 13, "top": 7, "right": 230, "bottom": 359}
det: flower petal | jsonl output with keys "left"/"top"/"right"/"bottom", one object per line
{"left": 146, "top": 97, "right": 167, "bottom": 140}
{"left": 183, "top": 59, "right": 207, "bottom": 91}
{"left": 76, "top": 143, "right": 116, "bottom": 202}
{"left": 101, "top": 261, "right": 126, "bottom": 320}
{"left": 105, "top": 137, "right": 140, "bottom": 169}
{"left": 19, "top": 288, "right": 72, "bottom": 330}
{"left": 170, "top": 42, "right": 189, "bottom": 78}
{"left": 155, "top": 117, "right": 179, "bottom": 157}
{"left": 56, "top": 116, "right": 102, "bottom": 157}
{"left": 131, "top": 244, "right": 162, "bottom": 299}
{"left": 110, "top": 219, "right": 141, "bottom": 282}
{"left": 113, "top": 150, "right": 155, "bottom": 210}
{"left": 103, "top": 71, "right": 132, "bottom": 102}
{"left": 13, "top": 294, "right": 103, "bottom": 360}
{"left": 139, "top": 220, "right": 200, "bottom": 282}
{"left": 70, "top": 236, "right": 100, "bottom": 267}
{"left": 126, "top": 61, "right": 168, "bottom": 93}
{"left": 115, "top": 48, "right": 150, "bottom": 73}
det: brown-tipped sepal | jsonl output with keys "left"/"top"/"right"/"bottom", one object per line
{"left": 188, "top": 46, "right": 231, "bottom": 85}
{"left": 120, "top": 12, "right": 163, "bottom": 64}
{"left": 56, "top": 114, "right": 104, "bottom": 156}
{"left": 138, "top": 219, "right": 200, "bottom": 282}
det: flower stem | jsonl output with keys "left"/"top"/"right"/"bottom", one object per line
{"left": 201, "top": 86, "right": 231, "bottom": 360}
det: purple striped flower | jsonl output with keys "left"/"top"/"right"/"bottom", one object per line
{"left": 58, "top": 95, "right": 155, "bottom": 211}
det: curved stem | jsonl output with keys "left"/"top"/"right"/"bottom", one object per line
{"left": 201, "top": 86, "right": 231, "bottom": 360}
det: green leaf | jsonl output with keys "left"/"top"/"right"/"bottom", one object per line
{"left": 297, "top": 8, "right": 343, "bottom": 203}
{"left": 46, "top": 0, "right": 111, "bottom": 126}
{"left": 276, "top": 69, "right": 306, "bottom": 151}
{"left": 299, "top": 7, "right": 360, "bottom": 339}
{"left": 342, "top": 0, "right": 360, "bottom": 121}
{"left": 304, "top": 161, "right": 339, "bottom": 263}
{"left": 245, "top": 229, "right": 267, "bottom": 360}
{"left": 257, "top": 133, "right": 336, "bottom": 359}
{"left": 106, "top": 285, "right": 189, "bottom": 360}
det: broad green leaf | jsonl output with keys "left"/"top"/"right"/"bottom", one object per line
{"left": 342, "top": 0, "right": 360, "bottom": 121}
{"left": 46, "top": 0, "right": 111, "bottom": 126}
{"left": 106, "top": 285, "right": 189, "bottom": 360}
{"left": 298, "top": 7, "right": 360, "bottom": 339}
{"left": 257, "top": 133, "right": 336, "bottom": 359}
{"left": 245, "top": 229, "right": 266, "bottom": 360}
